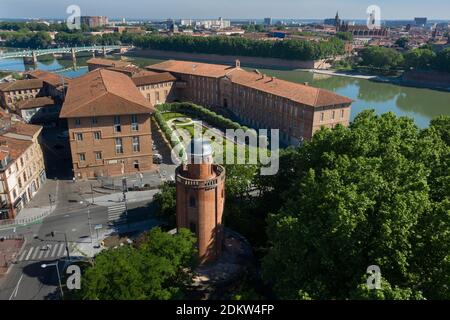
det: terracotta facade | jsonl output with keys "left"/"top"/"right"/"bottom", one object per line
{"left": 176, "top": 149, "right": 226, "bottom": 264}
{"left": 67, "top": 114, "right": 153, "bottom": 180}
{"left": 147, "top": 60, "right": 353, "bottom": 146}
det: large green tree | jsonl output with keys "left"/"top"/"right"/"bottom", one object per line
{"left": 404, "top": 48, "right": 437, "bottom": 70}
{"left": 71, "top": 228, "right": 197, "bottom": 300}
{"left": 359, "top": 46, "right": 404, "bottom": 70}
{"left": 261, "top": 111, "right": 450, "bottom": 300}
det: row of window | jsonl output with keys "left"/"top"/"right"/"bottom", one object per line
{"left": 5, "top": 88, "right": 39, "bottom": 96}
{"left": 77, "top": 136, "right": 141, "bottom": 161}
{"left": 145, "top": 90, "right": 169, "bottom": 103}
{"left": 74, "top": 115, "right": 140, "bottom": 132}
{"left": 139, "top": 82, "right": 172, "bottom": 91}
{"left": 319, "top": 109, "right": 346, "bottom": 122}
{"left": 78, "top": 154, "right": 142, "bottom": 170}
{"left": 76, "top": 131, "right": 102, "bottom": 141}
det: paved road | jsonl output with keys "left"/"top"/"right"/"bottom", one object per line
{"left": 0, "top": 122, "right": 171, "bottom": 300}
{"left": 0, "top": 195, "right": 158, "bottom": 300}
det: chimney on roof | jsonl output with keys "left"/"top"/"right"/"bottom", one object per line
{"left": 235, "top": 59, "right": 241, "bottom": 68}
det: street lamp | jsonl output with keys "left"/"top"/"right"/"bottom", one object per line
{"left": 41, "top": 262, "right": 64, "bottom": 298}
{"left": 80, "top": 201, "right": 94, "bottom": 249}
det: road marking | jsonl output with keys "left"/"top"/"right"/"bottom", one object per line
{"left": 37, "top": 246, "right": 46, "bottom": 259}
{"left": 51, "top": 243, "right": 58, "bottom": 257}
{"left": 44, "top": 245, "right": 52, "bottom": 258}
{"left": 25, "top": 247, "right": 34, "bottom": 261}
{"left": 57, "top": 243, "right": 65, "bottom": 257}
{"left": 18, "top": 249, "right": 27, "bottom": 262}
{"left": 9, "top": 274, "right": 23, "bottom": 300}
{"left": 31, "top": 247, "right": 40, "bottom": 260}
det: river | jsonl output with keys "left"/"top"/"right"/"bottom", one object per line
{"left": 1, "top": 52, "right": 449, "bottom": 128}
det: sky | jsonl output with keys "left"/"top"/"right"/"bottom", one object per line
{"left": 1, "top": 0, "right": 449, "bottom": 20}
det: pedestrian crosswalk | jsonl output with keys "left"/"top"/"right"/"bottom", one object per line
{"left": 15, "top": 242, "right": 77, "bottom": 262}
{"left": 107, "top": 203, "right": 127, "bottom": 226}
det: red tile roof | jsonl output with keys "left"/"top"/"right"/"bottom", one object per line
{"left": 0, "top": 136, "right": 32, "bottom": 160}
{"left": 132, "top": 72, "right": 176, "bottom": 86}
{"left": 60, "top": 69, "right": 155, "bottom": 118}
{"left": 17, "top": 96, "right": 55, "bottom": 110}
{"left": 147, "top": 60, "right": 353, "bottom": 108}
{"left": 5, "top": 122, "right": 42, "bottom": 137}
{"left": 25, "top": 70, "right": 70, "bottom": 87}
{"left": 147, "top": 60, "right": 235, "bottom": 78}
{"left": 0, "top": 79, "right": 43, "bottom": 92}
{"left": 87, "top": 58, "right": 135, "bottom": 69}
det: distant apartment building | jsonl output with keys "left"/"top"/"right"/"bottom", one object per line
{"left": 16, "top": 97, "right": 60, "bottom": 124}
{"left": 0, "top": 80, "right": 44, "bottom": 110}
{"left": 80, "top": 16, "right": 109, "bottom": 29}
{"left": 185, "top": 17, "right": 231, "bottom": 30}
{"left": 0, "top": 118, "right": 46, "bottom": 220}
{"left": 147, "top": 60, "right": 352, "bottom": 145}
{"left": 60, "top": 69, "right": 155, "bottom": 180}
{"left": 415, "top": 17, "right": 428, "bottom": 27}
{"left": 264, "top": 18, "right": 272, "bottom": 26}
{"left": 132, "top": 71, "right": 177, "bottom": 106}
{"left": 86, "top": 57, "right": 140, "bottom": 75}
{"left": 24, "top": 70, "right": 70, "bottom": 102}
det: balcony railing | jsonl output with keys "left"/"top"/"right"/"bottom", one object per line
{"left": 175, "top": 164, "right": 225, "bottom": 189}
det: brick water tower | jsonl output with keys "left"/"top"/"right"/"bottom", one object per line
{"left": 176, "top": 138, "right": 226, "bottom": 264}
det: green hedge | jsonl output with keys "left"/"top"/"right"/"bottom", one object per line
{"left": 156, "top": 102, "right": 251, "bottom": 132}
{"left": 153, "top": 111, "right": 185, "bottom": 159}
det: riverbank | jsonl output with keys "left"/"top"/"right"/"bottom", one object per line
{"left": 306, "top": 69, "right": 380, "bottom": 80}
{"left": 126, "top": 48, "right": 332, "bottom": 70}
{"left": 307, "top": 68, "right": 450, "bottom": 93}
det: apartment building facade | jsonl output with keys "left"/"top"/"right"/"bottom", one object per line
{"left": 147, "top": 60, "right": 353, "bottom": 145}
{"left": 132, "top": 71, "right": 177, "bottom": 106}
{"left": 0, "top": 79, "right": 44, "bottom": 110}
{"left": 60, "top": 69, "right": 155, "bottom": 180}
{"left": 0, "top": 121, "right": 46, "bottom": 220}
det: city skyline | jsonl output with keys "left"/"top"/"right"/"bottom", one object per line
{"left": 1, "top": 0, "right": 450, "bottom": 20}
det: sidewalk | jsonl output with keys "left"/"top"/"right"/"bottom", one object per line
{"left": 72, "top": 219, "right": 163, "bottom": 258}
{"left": 95, "top": 166, "right": 176, "bottom": 192}
{"left": 2, "top": 179, "right": 60, "bottom": 229}
{"left": 92, "top": 189, "right": 160, "bottom": 207}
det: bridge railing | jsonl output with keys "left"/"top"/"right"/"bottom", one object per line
{"left": 0, "top": 45, "right": 127, "bottom": 59}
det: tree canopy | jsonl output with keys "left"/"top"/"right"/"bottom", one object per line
{"left": 359, "top": 46, "right": 404, "bottom": 70}
{"left": 404, "top": 48, "right": 437, "bottom": 70}
{"left": 71, "top": 228, "right": 197, "bottom": 300}
{"left": 261, "top": 111, "right": 450, "bottom": 300}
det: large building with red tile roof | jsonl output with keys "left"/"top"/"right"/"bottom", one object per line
{"left": 24, "top": 70, "right": 70, "bottom": 102}
{"left": 0, "top": 79, "right": 44, "bottom": 110}
{"left": 131, "top": 71, "right": 177, "bottom": 106}
{"left": 60, "top": 69, "right": 156, "bottom": 180}
{"left": 0, "top": 120, "right": 45, "bottom": 220}
{"left": 86, "top": 58, "right": 178, "bottom": 106}
{"left": 16, "top": 96, "right": 59, "bottom": 124}
{"left": 147, "top": 59, "right": 353, "bottom": 144}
